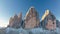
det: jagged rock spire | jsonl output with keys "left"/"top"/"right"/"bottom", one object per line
{"left": 18, "top": 12, "right": 22, "bottom": 18}
{"left": 14, "top": 14, "right": 18, "bottom": 20}
{"left": 41, "top": 10, "right": 49, "bottom": 20}
{"left": 41, "top": 10, "right": 56, "bottom": 30}
{"left": 8, "top": 12, "right": 22, "bottom": 28}
{"left": 9, "top": 17, "right": 14, "bottom": 27}
{"left": 18, "top": 12, "right": 22, "bottom": 27}
{"left": 41, "top": 9, "right": 55, "bottom": 21}
{"left": 18, "top": 12, "right": 22, "bottom": 22}
{"left": 24, "top": 6, "right": 37, "bottom": 19}
{"left": 24, "top": 6, "right": 40, "bottom": 29}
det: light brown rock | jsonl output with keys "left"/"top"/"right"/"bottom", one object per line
{"left": 24, "top": 6, "right": 40, "bottom": 29}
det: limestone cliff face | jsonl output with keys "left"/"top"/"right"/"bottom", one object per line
{"left": 41, "top": 10, "right": 56, "bottom": 30}
{"left": 8, "top": 13, "right": 22, "bottom": 28}
{"left": 24, "top": 6, "right": 40, "bottom": 29}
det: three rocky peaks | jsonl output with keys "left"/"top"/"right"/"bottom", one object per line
{"left": 8, "top": 6, "right": 59, "bottom": 30}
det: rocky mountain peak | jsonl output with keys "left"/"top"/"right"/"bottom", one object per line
{"left": 24, "top": 6, "right": 40, "bottom": 29}
{"left": 41, "top": 9, "right": 53, "bottom": 21}
{"left": 24, "top": 6, "right": 37, "bottom": 19}
{"left": 8, "top": 12, "right": 22, "bottom": 28}
{"left": 18, "top": 12, "right": 22, "bottom": 18}
{"left": 41, "top": 10, "right": 56, "bottom": 30}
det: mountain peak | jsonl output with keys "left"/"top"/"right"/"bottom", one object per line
{"left": 41, "top": 9, "right": 50, "bottom": 20}
{"left": 24, "top": 6, "right": 36, "bottom": 19}
{"left": 18, "top": 12, "right": 22, "bottom": 18}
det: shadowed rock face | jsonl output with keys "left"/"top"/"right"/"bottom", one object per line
{"left": 41, "top": 10, "right": 56, "bottom": 30}
{"left": 8, "top": 13, "right": 22, "bottom": 29}
{"left": 24, "top": 6, "right": 40, "bottom": 29}
{"left": 56, "top": 20, "right": 60, "bottom": 28}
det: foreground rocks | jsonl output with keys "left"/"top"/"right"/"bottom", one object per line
{"left": 0, "top": 27, "right": 60, "bottom": 34}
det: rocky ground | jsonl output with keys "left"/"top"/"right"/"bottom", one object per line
{"left": 0, "top": 27, "right": 60, "bottom": 34}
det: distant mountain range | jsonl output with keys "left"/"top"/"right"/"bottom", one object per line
{"left": 7, "top": 6, "right": 60, "bottom": 30}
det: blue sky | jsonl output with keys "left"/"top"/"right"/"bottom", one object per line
{"left": 0, "top": 0, "right": 60, "bottom": 27}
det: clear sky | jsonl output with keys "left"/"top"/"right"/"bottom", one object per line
{"left": 0, "top": 0, "right": 60, "bottom": 27}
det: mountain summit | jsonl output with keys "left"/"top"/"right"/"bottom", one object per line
{"left": 8, "top": 12, "right": 22, "bottom": 28}
{"left": 41, "top": 10, "right": 56, "bottom": 30}
{"left": 24, "top": 6, "right": 40, "bottom": 29}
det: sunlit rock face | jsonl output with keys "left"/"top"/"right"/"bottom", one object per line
{"left": 8, "top": 13, "right": 22, "bottom": 28}
{"left": 41, "top": 10, "right": 56, "bottom": 30}
{"left": 24, "top": 6, "right": 40, "bottom": 29}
